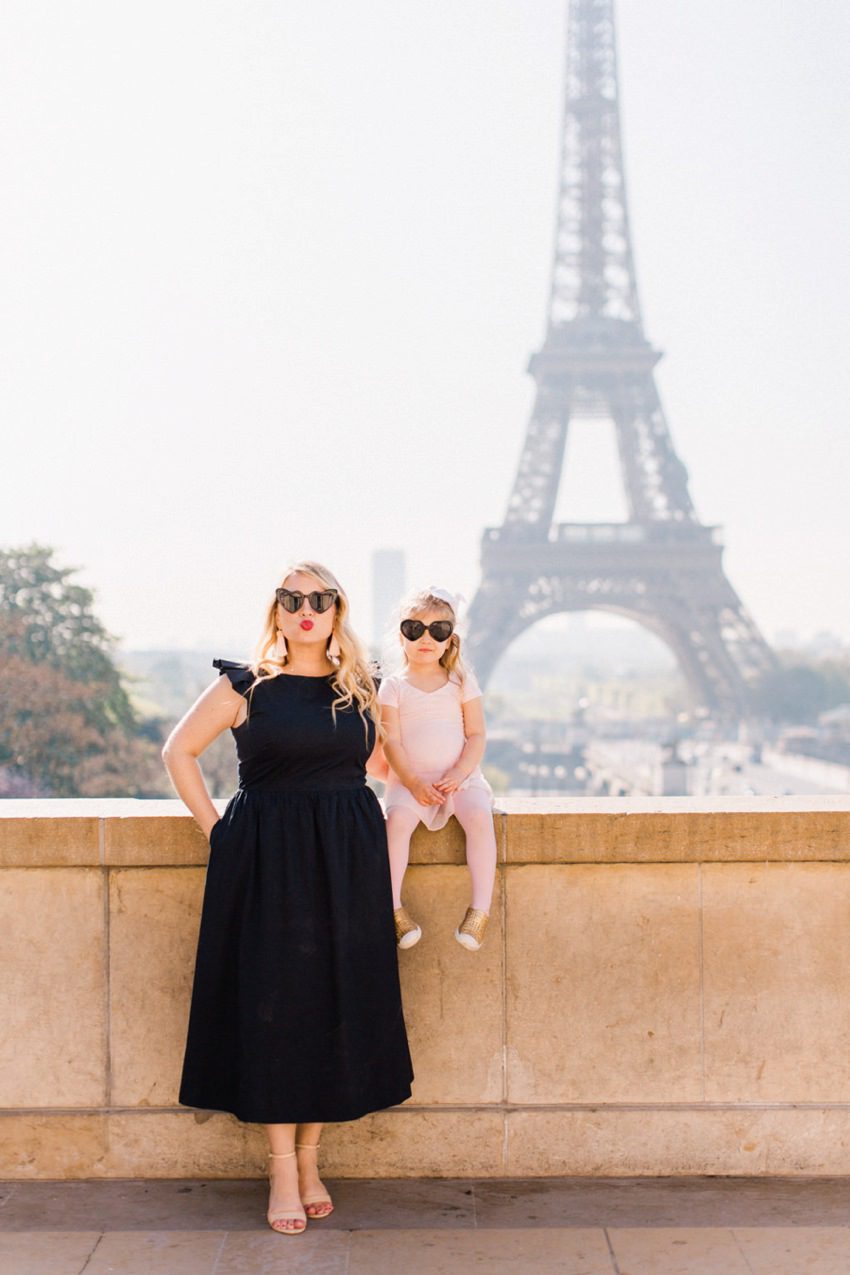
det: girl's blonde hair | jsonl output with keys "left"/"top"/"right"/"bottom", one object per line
{"left": 252, "top": 560, "right": 380, "bottom": 736}
{"left": 397, "top": 588, "right": 468, "bottom": 682}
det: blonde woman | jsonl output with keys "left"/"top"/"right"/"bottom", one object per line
{"left": 163, "top": 562, "right": 413, "bottom": 1236}
{"left": 378, "top": 586, "right": 496, "bottom": 952}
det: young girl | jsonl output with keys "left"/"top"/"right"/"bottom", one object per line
{"left": 378, "top": 586, "right": 496, "bottom": 951}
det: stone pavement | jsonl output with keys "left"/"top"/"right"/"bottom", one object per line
{"left": 2, "top": 1176, "right": 850, "bottom": 1274}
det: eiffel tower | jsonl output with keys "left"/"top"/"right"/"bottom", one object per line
{"left": 466, "top": 0, "right": 775, "bottom": 717}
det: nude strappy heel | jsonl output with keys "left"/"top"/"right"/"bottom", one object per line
{"left": 267, "top": 1150, "right": 307, "bottom": 1234}
{"left": 296, "top": 1141, "right": 334, "bottom": 1219}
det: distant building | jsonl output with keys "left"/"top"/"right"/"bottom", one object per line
{"left": 371, "top": 549, "right": 406, "bottom": 656}
{"left": 820, "top": 705, "right": 850, "bottom": 742}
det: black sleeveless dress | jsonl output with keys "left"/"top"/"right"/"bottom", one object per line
{"left": 179, "top": 660, "right": 413, "bottom": 1124}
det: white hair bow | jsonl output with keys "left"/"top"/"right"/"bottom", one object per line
{"left": 428, "top": 585, "right": 466, "bottom": 615}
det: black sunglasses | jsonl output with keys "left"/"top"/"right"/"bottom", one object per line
{"left": 276, "top": 588, "right": 338, "bottom": 614}
{"left": 400, "top": 618, "right": 454, "bottom": 642}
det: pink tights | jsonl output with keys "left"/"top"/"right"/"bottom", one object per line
{"left": 386, "top": 790, "right": 497, "bottom": 914}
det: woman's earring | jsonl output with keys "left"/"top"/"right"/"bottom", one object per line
{"left": 275, "top": 627, "right": 288, "bottom": 659}
{"left": 328, "top": 631, "right": 341, "bottom": 660}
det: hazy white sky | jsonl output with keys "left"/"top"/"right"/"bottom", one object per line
{"left": 3, "top": 0, "right": 849, "bottom": 657}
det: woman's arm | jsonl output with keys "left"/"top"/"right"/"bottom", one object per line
{"left": 365, "top": 737, "right": 390, "bottom": 781}
{"left": 435, "top": 696, "right": 486, "bottom": 794}
{"left": 379, "top": 703, "right": 445, "bottom": 806}
{"left": 161, "top": 677, "right": 245, "bottom": 838}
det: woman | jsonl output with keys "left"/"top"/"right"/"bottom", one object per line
{"left": 162, "top": 561, "right": 413, "bottom": 1235}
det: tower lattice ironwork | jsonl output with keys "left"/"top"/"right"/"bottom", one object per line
{"left": 466, "top": 0, "right": 775, "bottom": 716}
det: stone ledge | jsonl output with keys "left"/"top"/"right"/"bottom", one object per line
{"left": 6, "top": 1106, "right": 850, "bottom": 1179}
{"left": 0, "top": 797, "right": 847, "bottom": 866}
{"left": 3, "top": 799, "right": 850, "bottom": 1180}
{"left": 500, "top": 797, "right": 850, "bottom": 864}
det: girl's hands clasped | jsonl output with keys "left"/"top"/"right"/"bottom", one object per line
{"left": 435, "top": 767, "right": 466, "bottom": 795}
{"left": 409, "top": 776, "right": 446, "bottom": 806}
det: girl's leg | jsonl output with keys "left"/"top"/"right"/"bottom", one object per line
{"left": 452, "top": 791, "right": 497, "bottom": 913}
{"left": 386, "top": 807, "right": 421, "bottom": 909}
{"left": 266, "top": 1122, "right": 305, "bottom": 1234}
{"left": 295, "top": 1121, "right": 333, "bottom": 1219}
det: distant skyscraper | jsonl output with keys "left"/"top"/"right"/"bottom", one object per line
{"left": 371, "top": 548, "right": 406, "bottom": 655}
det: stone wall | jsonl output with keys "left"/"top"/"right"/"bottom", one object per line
{"left": 1, "top": 796, "right": 849, "bottom": 1179}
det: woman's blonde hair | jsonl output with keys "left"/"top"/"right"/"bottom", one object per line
{"left": 397, "top": 588, "right": 467, "bottom": 682}
{"left": 252, "top": 560, "right": 380, "bottom": 737}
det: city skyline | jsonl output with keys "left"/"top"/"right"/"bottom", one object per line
{"left": 2, "top": 0, "right": 848, "bottom": 660}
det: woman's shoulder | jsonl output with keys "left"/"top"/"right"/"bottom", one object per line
{"left": 212, "top": 658, "right": 257, "bottom": 697}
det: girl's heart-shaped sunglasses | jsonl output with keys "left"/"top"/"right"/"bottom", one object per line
{"left": 400, "top": 619, "right": 454, "bottom": 642}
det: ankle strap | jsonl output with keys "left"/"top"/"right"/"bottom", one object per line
{"left": 296, "top": 1142, "right": 320, "bottom": 1150}
{"left": 268, "top": 1150, "right": 296, "bottom": 1160}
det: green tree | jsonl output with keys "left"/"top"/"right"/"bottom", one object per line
{"left": 0, "top": 543, "right": 135, "bottom": 730}
{"left": 754, "top": 659, "right": 850, "bottom": 724}
{"left": 0, "top": 544, "right": 163, "bottom": 796}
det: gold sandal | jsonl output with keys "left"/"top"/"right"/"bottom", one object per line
{"left": 455, "top": 907, "right": 489, "bottom": 951}
{"left": 394, "top": 906, "right": 422, "bottom": 949}
{"left": 296, "top": 1141, "right": 334, "bottom": 1219}
{"left": 267, "top": 1150, "right": 307, "bottom": 1234}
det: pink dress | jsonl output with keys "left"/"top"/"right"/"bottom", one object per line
{"left": 377, "top": 670, "right": 494, "bottom": 831}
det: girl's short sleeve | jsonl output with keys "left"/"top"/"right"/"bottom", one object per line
{"left": 461, "top": 670, "right": 483, "bottom": 703}
{"left": 212, "top": 658, "right": 255, "bottom": 697}
{"left": 377, "top": 675, "right": 400, "bottom": 708}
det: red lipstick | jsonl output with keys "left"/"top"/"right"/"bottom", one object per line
{"left": 300, "top": 620, "right": 314, "bottom": 631}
